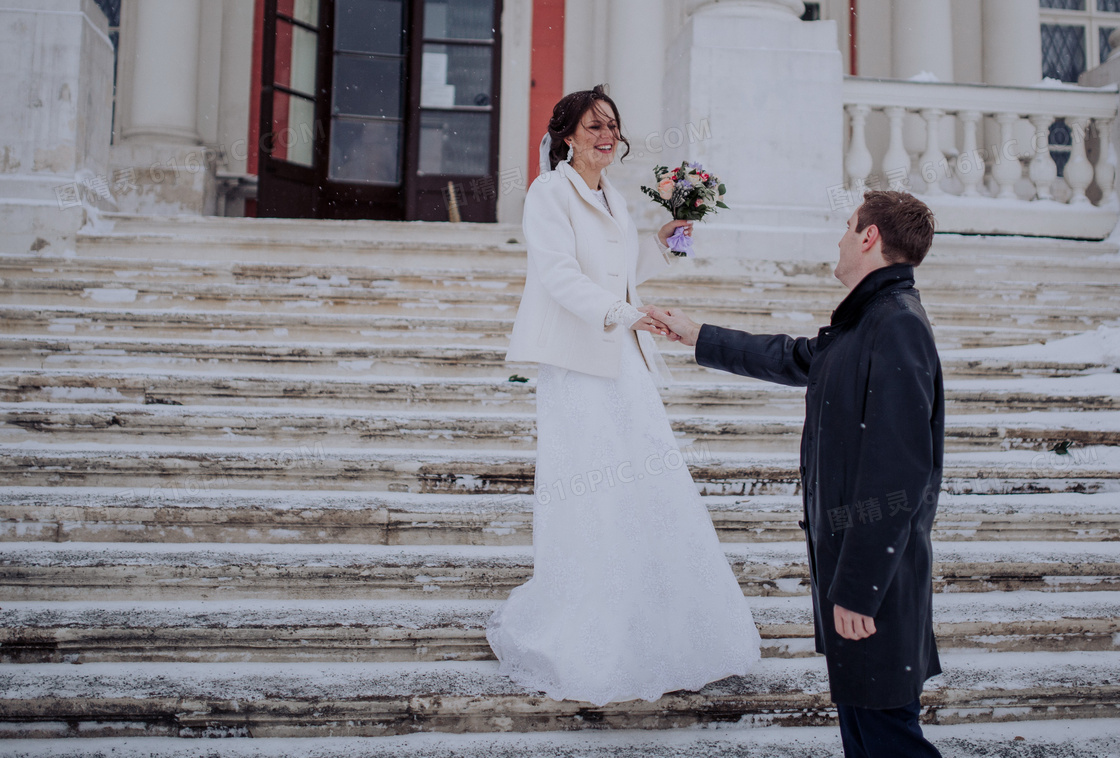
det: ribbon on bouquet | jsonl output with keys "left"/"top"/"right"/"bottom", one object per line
{"left": 667, "top": 226, "right": 694, "bottom": 257}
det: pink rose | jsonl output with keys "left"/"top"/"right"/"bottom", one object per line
{"left": 658, "top": 178, "right": 674, "bottom": 200}
{"left": 694, "top": 198, "right": 702, "bottom": 207}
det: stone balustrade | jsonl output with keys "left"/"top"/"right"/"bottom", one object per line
{"left": 841, "top": 77, "right": 1120, "bottom": 239}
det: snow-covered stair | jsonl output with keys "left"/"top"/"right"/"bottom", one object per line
{"left": 2, "top": 488, "right": 1117, "bottom": 544}
{"left": 1, "top": 653, "right": 1118, "bottom": 738}
{"left": 1, "top": 214, "right": 1119, "bottom": 754}
{"left": 4, "top": 593, "right": 1117, "bottom": 665}
{"left": 5, "top": 722, "right": 1120, "bottom": 758}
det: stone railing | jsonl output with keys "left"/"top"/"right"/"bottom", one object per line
{"left": 841, "top": 77, "right": 1120, "bottom": 239}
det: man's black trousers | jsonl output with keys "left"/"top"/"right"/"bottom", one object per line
{"left": 837, "top": 698, "right": 943, "bottom": 758}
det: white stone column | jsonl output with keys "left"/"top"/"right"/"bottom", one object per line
{"left": 892, "top": 0, "right": 954, "bottom": 81}
{"left": 605, "top": 0, "right": 665, "bottom": 228}
{"left": 563, "top": 0, "right": 608, "bottom": 92}
{"left": 892, "top": 0, "right": 955, "bottom": 188}
{"left": 686, "top": 0, "right": 804, "bottom": 21}
{"left": 211, "top": 0, "right": 256, "bottom": 216}
{"left": 663, "top": 0, "right": 843, "bottom": 262}
{"left": 0, "top": 0, "right": 114, "bottom": 253}
{"left": 122, "top": 0, "right": 202, "bottom": 143}
{"left": 112, "top": 0, "right": 211, "bottom": 215}
{"left": 982, "top": 0, "right": 1042, "bottom": 194}
{"left": 982, "top": 0, "right": 1042, "bottom": 87}
{"left": 608, "top": 0, "right": 664, "bottom": 142}
{"left": 497, "top": 0, "right": 532, "bottom": 223}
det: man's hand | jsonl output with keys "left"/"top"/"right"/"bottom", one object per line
{"left": 834, "top": 604, "right": 877, "bottom": 640}
{"left": 642, "top": 306, "right": 702, "bottom": 346}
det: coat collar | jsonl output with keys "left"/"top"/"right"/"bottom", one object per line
{"left": 830, "top": 263, "right": 915, "bottom": 327}
{"left": 557, "top": 161, "right": 627, "bottom": 234}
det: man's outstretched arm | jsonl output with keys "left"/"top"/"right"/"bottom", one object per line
{"left": 647, "top": 306, "right": 815, "bottom": 388}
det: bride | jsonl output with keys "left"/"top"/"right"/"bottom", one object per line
{"left": 487, "top": 85, "right": 761, "bottom": 706}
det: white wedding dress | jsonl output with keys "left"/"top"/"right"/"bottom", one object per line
{"left": 487, "top": 214, "right": 761, "bottom": 703}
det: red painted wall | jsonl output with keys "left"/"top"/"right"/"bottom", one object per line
{"left": 528, "top": 0, "right": 565, "bottom": 182}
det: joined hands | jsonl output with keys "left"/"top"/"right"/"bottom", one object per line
{"left": 637, "top": 306, "right": 703, "bottom": 346}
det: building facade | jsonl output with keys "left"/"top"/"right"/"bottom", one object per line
{"left": 3, "top": 0, "right": 1119, "bottom": 258}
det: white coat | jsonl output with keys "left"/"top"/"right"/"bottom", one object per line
{"left": 506, "top": 160, "right": 674, "bottom": 380}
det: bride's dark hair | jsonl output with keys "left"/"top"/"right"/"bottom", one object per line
{"left": 547, "top": 84, "right": 631, "bottom": 171}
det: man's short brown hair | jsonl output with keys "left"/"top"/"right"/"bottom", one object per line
{"left": 855, "top": 191, "right": 936, "bottom": 266}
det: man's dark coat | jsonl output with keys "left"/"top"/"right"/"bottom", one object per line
{"left": 696, "top": 264, "right": 944, "bottom": 709}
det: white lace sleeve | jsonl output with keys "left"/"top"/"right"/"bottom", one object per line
{"left": 655, "top": 234, "right": 676, "bottom": 264}
{"left": 604, "top": 300, "right": 645, "bottom": 329}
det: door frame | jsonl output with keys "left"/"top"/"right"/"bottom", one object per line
{"left": 256, "top": 0, "right": 503, "bottom": 221}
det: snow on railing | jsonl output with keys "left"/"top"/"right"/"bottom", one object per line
{"left": 841, "top": 76, "right": 1120, "bottom": 239}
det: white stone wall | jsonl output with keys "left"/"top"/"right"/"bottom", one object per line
{"left": 0, "top": 0, "right": 114, "bottom": 253}
{"left": 110, "top": 0, "right": 257, "bottom": 216}
{"left": 0, "top": 0, "right": 1081, "bottom": 235}
{"left": 496, "top": 0, "right": 532, "bottom": 224}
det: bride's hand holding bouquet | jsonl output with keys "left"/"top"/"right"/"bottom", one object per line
{"left": 642, "top": 162, "right": 728, "bottom": 257}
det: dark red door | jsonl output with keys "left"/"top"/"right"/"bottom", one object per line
{"left": 257, "top": 0, "right": 502, "bottom": 221}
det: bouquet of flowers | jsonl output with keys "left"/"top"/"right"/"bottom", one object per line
{"left": 640, "top": 161, "right": 727, "bottom": 256}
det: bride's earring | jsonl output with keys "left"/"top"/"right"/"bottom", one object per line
{"left": 565, "top": 142, "right": 574, "bottom": 163}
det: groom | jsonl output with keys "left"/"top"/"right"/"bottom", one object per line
{"left": 648, "top": 191, "right": 944, "bottom": 758}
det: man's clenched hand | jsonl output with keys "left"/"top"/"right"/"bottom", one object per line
{"left": 834, "top": 604, "right": 877, "bottom": 640}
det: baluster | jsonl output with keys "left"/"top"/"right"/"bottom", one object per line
{"left": 956, "top": 110, "right": 983, "bottom": 197}
{"left": 991, "top": 112, "right": 1022, "bottom": 199}
{"left": 882, "top": 107, "right": 912, "bottom": 191}
{"left": 1065, "top": 116, "right": 1094, "bottom": 205}
{"left": 1094, "top": 118, "right": 1117, "bottom": 205}
{"left": 845, "top": 104, "right": 874, "bottom": 197}
{"left": 1028, "top": 114, "right": 1057, "bottom": 201}
{"left": 918, "top": 108, "right": 945, "bottom": 195}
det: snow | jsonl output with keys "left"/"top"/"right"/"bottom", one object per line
{"left": 0, "top": 652, "right": 1115, "bottom": 704}
{"left": 84, "top": 288, "right": 138, "bottom": 304}
{"left": 3, "top": 720, "right": 1120, "bottom": 758}
{"left": 42, "top": 386, "right": 128, "bottom": 402}
{"left": 945, "top": 373, "right": 1120, "bottom": 397}
{"left": 4, "top": 539, "right": 1117, "bottom": 570}
{"left": 945, "top": 325, "right": 1120, "bottom": 368}
{"left": 1033, "top": 76, "right": 1118, "bottom": 92}
{"left": 5, "top": 228, "right": 1120, "bottom": 752}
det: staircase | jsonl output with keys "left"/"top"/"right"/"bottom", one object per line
{"left": 1, "top": 214, "right": 1119, "bottom": 757}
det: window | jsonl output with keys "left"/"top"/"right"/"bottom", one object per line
{"left": 1039, "top": 0, "right": 1120, "bottom": 176}
{"left": 801, "top": 3, "right": 821, "bottom": 21}
{"left": 1040, "top": 0, "right": 1120, "bottom": 82}
{"left": 93, "top": 0, "right": 121, "bottom": 142}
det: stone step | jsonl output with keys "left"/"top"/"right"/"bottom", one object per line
{"left": 0, "top": 306, "right": 517, "bottom": 346}
{"left": 5, "top": 253, "right": 1117, "bottom": 311}
{"left": 4, "top": 403, "right": 1118, "bottom": 454}
{"left": 71, "top": 212, "right": 1120, "bottom": 272}
{"left": 1, "top": 335, "right": 1111, "bottom": 379}
{"left": 2, "top": 541, "right": 1117, "bottom": 601}
{"left": 2, "top": 295, "right": 1108, "bottom": 356}
{"left": 3, "top": 369, "right": 1118, "bottom": 415}
{"left": 0, "top": 652, "right": 1117, "bottom": 738}
{"left": 2, "top": 303, "right": 1108, "bottom": 348}
{"left": 12, "top": 242, "right": 1120, "bottom": 293}
{"left": 3, "top": 720, "right": 1120, "bottom": 758}
{"left": 3, "top": 443, "right": 1117, "bottom": 495}
{"left": 3, "top": 488, "right": 1116, "bottom": 545}
{"left": 75, "top": 216, "right": 530, "bottom": 268}
{"left": 3, "top": 275, "right": 1114, "bottom": 344}
{"left": 2, "top": 592, "right": 1116, "bottom": 664}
